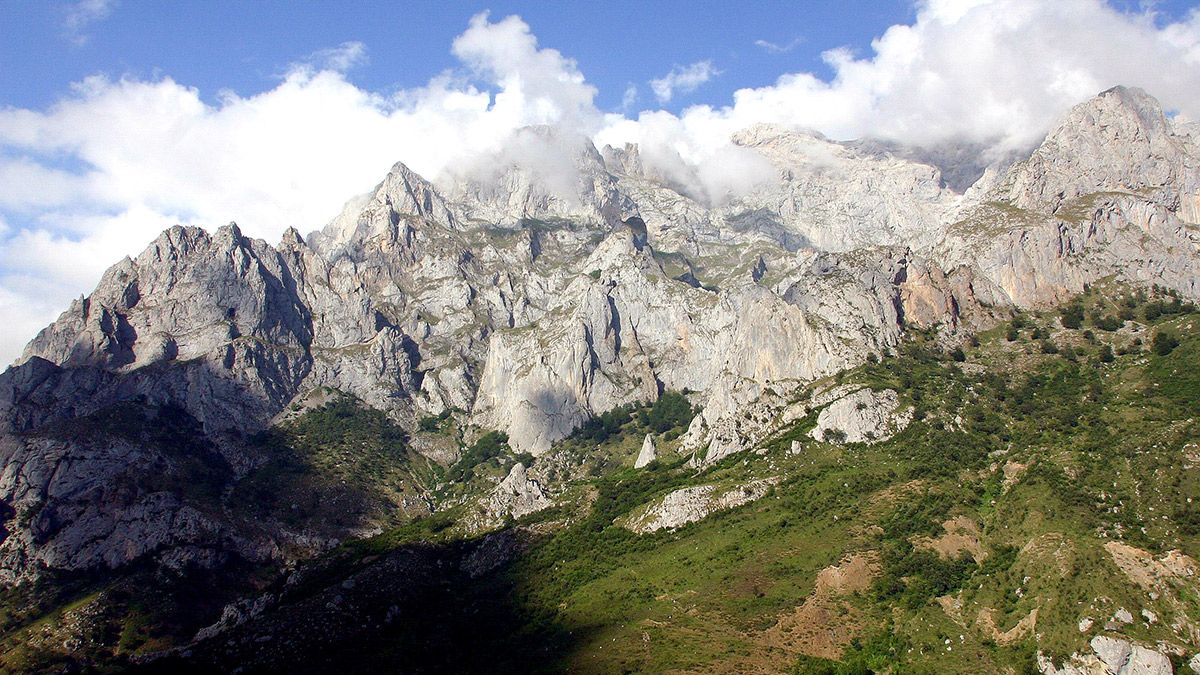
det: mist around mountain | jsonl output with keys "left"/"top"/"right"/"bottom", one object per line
{"left": 0, "top": 86, "right": 1199, "bottom": 672}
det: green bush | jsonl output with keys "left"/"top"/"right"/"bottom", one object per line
{"left": 1152, "top": 331, "right": 1179, "bottom": 356}
{"left": 639, "top": 390, "right": 697, "bottom": 433}
{"left": 573, "top": 403, "right": 636, "bottom": 444}
{"left": 875, "top": 539, "right": 976, "bottom": 608}
{"left": 449, "top": 431, "right": 510, "bottom": 481}
{"left": 1059, "top": 303, "right": 1084, "bottom": 329}
{"left": 418, "top": 409, "right": 453, "bottom": 432}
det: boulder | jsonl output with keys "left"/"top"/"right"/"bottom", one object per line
{"left": 625, "top": 478, "right": 777, "bottom": 533}
{"left": 634, "top": 434, "right": 657, "bottom": 468}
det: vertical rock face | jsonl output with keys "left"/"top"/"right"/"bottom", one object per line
{"left": 2, "top": 86, "right": 1200, "bottom": 582}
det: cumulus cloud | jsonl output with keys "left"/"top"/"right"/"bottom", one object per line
{"left": 650, "top": 61, "right": 719, "bottom": 103}
{"left": 451, "top": 12, "right": 600, "bottom": 133}
{"left": 597, "top": 0, "right": 1200, "bottom": 200}
{"left": 64, "top": 0, "right": 116, "bottom": 45}
{"left": 676, "top": 0, "right": 1200, "bottom": 154}
{"left": 0, "top": 11, "right": 599, "bottom": 365}
{"left": 3, "top": 1, "right": 1200, "bottom": 365}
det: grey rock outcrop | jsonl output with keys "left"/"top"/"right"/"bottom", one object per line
{"left": 472, "top": 463, "right": 552, "bottom": 530}
{"left": 634, "top": 434, "right": 657, "bottom": 468}
{"left": 810, "top": 388, "right": 913, "bottom": 444}
{"left": 624, "top": 478, "right": 777, "bottom": 533}
{"left": 1038, "top": 636, "right": 1174, "bottom": 675}
{"left": 1003, "top": 86, "right": 1199, "bottom": 219}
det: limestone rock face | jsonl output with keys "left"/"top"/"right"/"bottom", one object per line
{"left": 442, "top": 126, "right": 636, "bottom": 229}
{"left": 470, "top": 271, "right": 659, "bottom": 454}
{"left": 3, "top": 86, "right": 1200, "bottom": 583}
{"left": 624, "top": 478, "right": 776, "bottom": 534}
{"left": 810, "top": 388, "right": 913, "bottom": 445}
{"left": 634, "top": 434, "right": 657, "bottom": 468}
{"left": 722, "top": 124, "right": 961, "bottom": 252}
{"left": 1003, "top": 86, "right": 1199, "bottom": 218}
{"left": 1091, "top": 636, "right": 1173, "bottom": 675}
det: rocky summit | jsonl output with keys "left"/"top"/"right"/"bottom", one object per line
{"left": 2, "top": 86, "right": 1200, "bottom": 673}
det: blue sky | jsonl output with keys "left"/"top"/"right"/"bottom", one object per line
{"left": 2, "top": 1, "right": 922, "bottom": 112}
{"left": 1, "top": 0, "right": 1199, "bottom": 366}
{"left": 4, "top": 1, "right": 1195, "bottom": 113}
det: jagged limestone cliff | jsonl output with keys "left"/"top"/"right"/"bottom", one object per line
{"left": 0, "top": 85, "right": 1197, "bottom": 584}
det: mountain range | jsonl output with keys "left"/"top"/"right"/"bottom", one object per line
{"left": 1, "top": 85, "right": 1199, "bottom": 673}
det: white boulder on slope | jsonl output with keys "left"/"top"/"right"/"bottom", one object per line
{"left": 635, "top": 434, "right": 657, "bottom": 468}
{"left": 810, "top": 388, "right": 913, "bottom": 444}
{"left": 624, "top": 478, "right": 777, "bottom": 534}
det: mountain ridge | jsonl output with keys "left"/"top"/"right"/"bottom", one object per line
{"left": 0, "top": 86, "right": 1197, "bottom": 648}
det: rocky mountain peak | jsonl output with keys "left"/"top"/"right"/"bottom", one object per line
{"left": 1002, "top": 85, "right": 1196, "bottom": 214}
{"left": 279, "top": 226, "right": 306, "bottom": 249}
{"left": 600, "top": 142, "right": 643, "bottom": 177}
{"left": 1096, "top": 85, "right": 1172, "bottom": 134}
{"left": 214, "top": 221, "right": 245, "bottom": 246}
{"left": 312, "top": 159, "right": 459, "bottom": 255}
{"left": 437, "top": 124, "right": 629, "bottom": 228}
{"left": 731, "top": 122, "right": 829, "bottom": 149}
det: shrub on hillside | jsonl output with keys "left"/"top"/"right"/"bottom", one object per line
{"left": 1060, "top": 304, "right": 1084, "bottom": 329}
{"left": 1152, "top": 331, "right": 1179, "bottom": 356}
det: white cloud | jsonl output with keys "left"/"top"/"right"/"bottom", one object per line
{"left": 293, "top": 41, "right": 369, "bottom": 75}
{"left": 451, "top": 12, "right": 600, "bottom": 133}
{"left": 598, "top": 0, "right": 1200, "bottom": 193}
{"left": 705, "top": 0, "right": 1200, "bottom": 154}
{"left": 621, "top": 85, "right": 638, "bottom": 112}
{"left": 754, "top": 37, "right": 804, "bottom": 54}
{"left": 64, "top": 0, "right": 116, "bottom": 46}
{"left": 3, "top": 2, "right": 1200, "bottom": 366}
{"left": 650, "top": 61, "right": 719, "bottom": 103}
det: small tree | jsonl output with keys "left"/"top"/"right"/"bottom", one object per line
{"left": 1060, "top": 303, "right": 1084, "bottom": 329}
{"left": 1098, "top": 344, "right": 1114, "bottom": 363}
{"left": 1152, "top": 331, "right": 1179, "bottom": 356}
